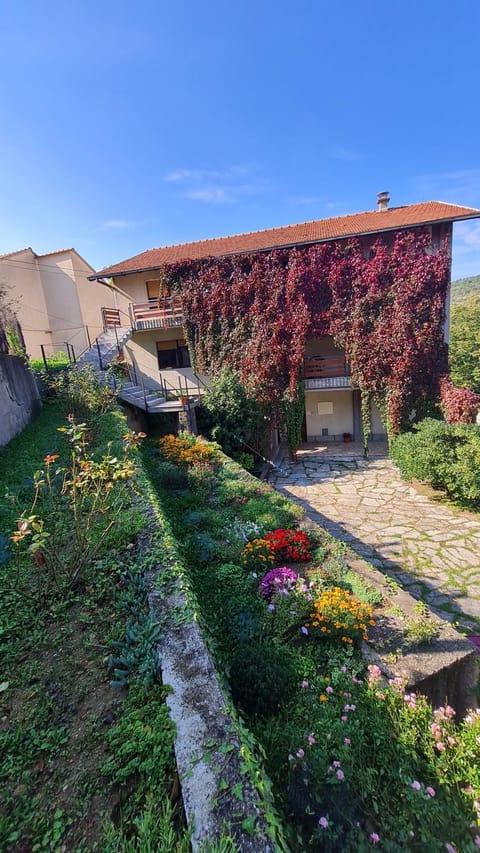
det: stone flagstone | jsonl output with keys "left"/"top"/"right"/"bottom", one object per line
{"left": 270, "top": 444, "right": 480, "bottom": 632}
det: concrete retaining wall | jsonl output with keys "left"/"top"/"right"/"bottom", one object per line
{"left": 0, "top": 355, "right": 42, "bottom": 447}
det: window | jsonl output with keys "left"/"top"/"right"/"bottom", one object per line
{"left": 146, "top": 279, "right": 171, "bottom": 301}
{"left": 156, "top": 341, "right": 190, "bottom": 369}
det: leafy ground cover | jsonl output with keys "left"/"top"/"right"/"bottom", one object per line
{"left": 0, "top": 394, "right": 188, "bottom": 851}
{"left": 144, "top": 433, "right": 480, "bottom": 852}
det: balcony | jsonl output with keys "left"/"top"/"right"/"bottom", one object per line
{"left": 303, "top": 355, "right": 352, "bottom": 390}
{"left": 130, "top": 297, "right": 184, "bottom": 331}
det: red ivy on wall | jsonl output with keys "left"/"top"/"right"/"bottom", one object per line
{"left": 164, "top": 230, "right": 450, "bottom": 434}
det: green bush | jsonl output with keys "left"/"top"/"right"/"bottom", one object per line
{"left": 390, "top": 418, "right": 480, "bottom": 506}
{"left": 198, "top": 367, "right": 268, "bottom": 458}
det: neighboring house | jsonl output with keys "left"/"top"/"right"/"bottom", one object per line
{"left": 89, "top": 194, "right": 480, "bottom": 443}
{"left": 0, "top": 247, "right": 116, "bottom": 361}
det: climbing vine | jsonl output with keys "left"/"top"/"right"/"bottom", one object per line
{"left": 284, "top": 382, "right": 305, "bottom": 456}
{"left": 163, "top": 230, "right": 450, "bottom": 435}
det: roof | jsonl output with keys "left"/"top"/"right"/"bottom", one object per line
{"left": 0, "top": 247, "right": 33, "bottom": 259}
{"left": 0, "top": 246, "right": 95, "bottom": 273}
{"left": 89, "top": 199, "right": 480, "bottom": 279}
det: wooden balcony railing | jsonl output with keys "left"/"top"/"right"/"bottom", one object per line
{"left": 130, "top": 297, "right": 184, "bottom": 331}
{"left": 102, "top": 307, "right": 121, "bottom": 328}
{"left": 303, "top": 355, "right": 350, "bottom": 379}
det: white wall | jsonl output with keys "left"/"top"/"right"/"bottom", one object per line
{"left": 124, "top": 328, "right": 187, "bottom": 389}
{"left": 1, "top": 249, "right": 53, "bottom": 358}
{"left": 305, "top": 390, "right": 353, "bottom": 440}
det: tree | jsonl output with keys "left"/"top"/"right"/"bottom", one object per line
{"left": 449, "top": 293, "right": 480, "bottom": 394}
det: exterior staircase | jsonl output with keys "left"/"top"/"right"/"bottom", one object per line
{"left": 76, "top": 327, "right": 132, "bottom": 372}
{"left": 75, "top": 330, "right": 208, "bottom": 415}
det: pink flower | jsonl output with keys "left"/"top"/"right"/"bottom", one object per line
{"left": 448, "top": 736, "right": 456, "bottom": 746}
{"left": 367, "top": 664, "right": 382, "bottom": 684}
{"left": 340, "top": 665, "right": 348, "bottom": 672}
{"left": 336, "top": 769, "right": 345, "bottom": 781}
{"left": 301, "top": 680, "right": 309, "bottom": 688}
{"left": 474, "top": 836, "right": 480, "bottom": 848}
{"left": 341, "top": 715, "right": 348, "bottom": 722}
{"left": 319, "top": 816, "right": 329, "bottom": 829}
{"left": 296, "top": 748, "right": 305, "bottom": 759}
{"left": 370, "top": 832, "right": 380, "bottom": 845}
{"left": 326, "top": 686, "right": 334, "bottom": 694}
{"left": 445, "top": 844, "right": 456, "bottom": 853}
{"left": 307, "top": 734, "right": 316, "bottom": 745}
{"left": 344, "top": 738, "right": 351, "bottom": 746}
{"left": 288, "top": 754, "right": 294, "bottom": 761}
{"left": 332, "top": 760, "right": 341, "bottom": 768}
{"left": 426, "top": 786, "right": 436, "bottom": 798}
{"left": 411, "top": 780, "right": 421, "bottom": 791}
{"left": 436, "top": 741, "right": 446, "bottom": 751}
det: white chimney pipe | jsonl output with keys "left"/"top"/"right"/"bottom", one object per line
{"left": 377, "top": 191, "right": 390, "bottom": 211}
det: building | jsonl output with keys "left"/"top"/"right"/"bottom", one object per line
{"left": 0, "top": 247, "right": 116, "bottom": 361}
{"left": 89, "top": 195, "right": 480, "bottom": 443}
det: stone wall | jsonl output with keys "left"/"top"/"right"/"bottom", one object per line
{"left": 0, "top": 355, "right": 42, "bottom": 447}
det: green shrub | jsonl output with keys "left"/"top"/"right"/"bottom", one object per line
{"left": 231, "top": 450, "right": 255, "bottom": 472}
{"left": 47, "top": 364, "right": 116, "bottom": 417}
{"left": 199, "top": 367, "right": 268, "bottom": 458}
{"left": 391, "top": 418, "right": 480, "bottom": 506}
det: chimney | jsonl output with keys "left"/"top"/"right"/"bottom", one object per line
{"left": 377, "top": 191, "right": 390, "bottom": 211}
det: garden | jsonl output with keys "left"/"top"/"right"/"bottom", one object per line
{"left": 1, "top": 364, "right": 480, "bottom": 851}
{"left": 143, "top": 432, "right": 480, "bottom": 851}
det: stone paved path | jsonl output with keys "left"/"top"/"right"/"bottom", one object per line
{"left": 269, "top": 444, "right": 480, "bottom": 632}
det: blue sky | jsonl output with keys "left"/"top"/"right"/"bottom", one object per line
{"left": 1, "top": 0, "right": 479, "bottom": 280}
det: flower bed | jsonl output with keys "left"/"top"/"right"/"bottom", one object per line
{"left": 150, "top": 434, "right": 480, "bottom": 851}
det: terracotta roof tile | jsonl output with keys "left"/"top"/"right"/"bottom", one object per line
{"left": 93, "top": 201, "right": 480, "bottom": 278}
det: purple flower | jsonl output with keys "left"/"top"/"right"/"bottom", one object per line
{"left": 260, "top": 566, "right": 299, "bottom": 600}
{"left": 344, "top": 738, "right": 351, "bottom": 746}
{"left": 411, "top": 780, "right": 421, "bottom": 791}
{"left": 319, "top": 817, "right": 329, "bottom": 829}
{"left": 326, "top": 686, "right": 334, "bottom": 694}
{"left": 426, "top": 786, "right": 436, "bottom": 798}
{"left": 301, "top": 680, "right": 309, "bottom": 688}
{"left": 301, "top": 626, "right": 309, "bottom": 636}
{"left": 336, "top": 769, "right": 345, "bottom": 781}
{"left": 268, "top": 604, "right": 276, "bottom": 612}
{"left": 296, "top": 748, "right": 305, "bottom": 759}
{"left": 340, "top": 665, "right": 348, "bottom": 672}
{"left": 307, "top": 734, "right": 316, "bottom": 745}
{"left": 370, "top": 833, "right": 380, "bottom": 846}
